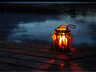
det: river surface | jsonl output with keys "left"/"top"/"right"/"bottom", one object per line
{"left": 0, "top": 3, "right": 96, "bottom": 48}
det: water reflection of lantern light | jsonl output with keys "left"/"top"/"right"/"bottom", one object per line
{"left": 51, "top": 24, "right": 76, "bottom": 52}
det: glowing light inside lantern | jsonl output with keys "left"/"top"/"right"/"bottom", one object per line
{"left": 59, "top": 34, "right": 68, "bottom": 48}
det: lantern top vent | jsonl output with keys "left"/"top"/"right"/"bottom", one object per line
{"left": 55, "top": 25, "right": 76, "bottom": 33}
{"left": 55, "top": 25, "right": 70, "bottom": 33}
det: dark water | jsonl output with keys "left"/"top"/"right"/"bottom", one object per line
{"left": 0, "top": 3, "right": 96, "bottom": 48}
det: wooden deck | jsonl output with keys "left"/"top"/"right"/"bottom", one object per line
{"left": 0, "top": 41, "right": 96, "bottom": 71}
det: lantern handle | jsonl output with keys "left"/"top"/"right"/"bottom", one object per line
{"left": 67, "top": 24, "right": 76, "bottom": 29}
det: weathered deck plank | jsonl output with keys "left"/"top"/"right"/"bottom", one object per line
{"left": 70, "top": 48, "right": 96, "bottom": 60}
{"left": 0, "top": 62, "right": 35, "bottom": 71}
{"left": 0, "top": 48, "right": 72, "bottom": 60}
{"left": 0, "top": 56, "right": 64, "bottom": 71}
{"left": 0, "top": 51, "right": 66, "bottom": 66}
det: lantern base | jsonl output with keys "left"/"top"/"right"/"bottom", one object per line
{"left": 56, "top": 48, "right": 71, "bottom": 53}
{"left": 50, "top": 45, "right": 71, "bottom": 53}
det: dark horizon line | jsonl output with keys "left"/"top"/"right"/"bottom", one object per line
{"left": 0, "top": 1, "right": 96, "bottom": 4}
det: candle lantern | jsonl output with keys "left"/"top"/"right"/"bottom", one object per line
{"left": 51, "top": 24, "right": 76, "bottom": 52}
